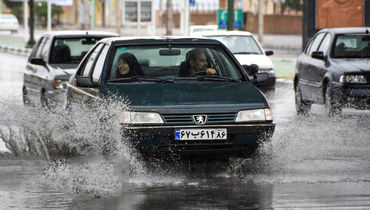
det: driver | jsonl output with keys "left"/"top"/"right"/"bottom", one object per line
{"left": 178, "top": 49, "right": 217, "bottom": 77}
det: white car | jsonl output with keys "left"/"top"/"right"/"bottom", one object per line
{"left": 189, "top": 25, "right": 218, "bottom": 36}
{"left": 202, "top": 30, "right": 276, "bottom": 91}
{"left": 0, "top": 14, "right": 20, "bottom": 34}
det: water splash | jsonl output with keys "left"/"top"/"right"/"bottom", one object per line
{"left": 225, "top": 112, "right": 370, "bottom": 184}
{"left": 41, "top": 159, "right": 122, "bottom": 198}
{"left": 0, "top": 99, "right": 153, "bottom": 197}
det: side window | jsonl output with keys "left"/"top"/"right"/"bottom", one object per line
{"left": 81, "top": 44, "right": 104, "bottom": 77}
{"left": 35, "top": 37, "right": 47, "bottom": 58}
{"left": 92, "top": 45, "right": 109, "bottom": 83}
{"left": 29, "top": 37, "right": 43, "bottom": 60}
{"left": 318, "top": 34, "right": 331, "bottom": 56}
{"left": 307, "top": 33, "right": 326, "bottom": 56}
{"left": 304, "top": 38, "right": 314, "bottom": 54}
{"left": 41, "top": 38, "right": 52, "bottom": 62}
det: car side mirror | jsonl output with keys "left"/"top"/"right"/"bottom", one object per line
{"left": 265, "top": 50, "right": 274, "bottom": 56}
{"left": 75, "top": 75, "right": 98, "bottom": 88}
{"left": 244, "top": 64, "right": 259, "bottom": 76}
{"left": 311, "top": 51, "right": 325, "bottom": 60}
{"left": 30, "top": 57, "right": 45, "bottom": 66}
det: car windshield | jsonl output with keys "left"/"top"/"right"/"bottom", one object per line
{"left": 49, "top": 37, "right": 101, "bottom": 64}
{"left": 206, "top": 35, "right": 263, "bottom": 55}
{"left": 107, "top": 44, "right": 244, "bottom": 81}
{"left": 332, "top": 34, "right": 370, "bottom": 58}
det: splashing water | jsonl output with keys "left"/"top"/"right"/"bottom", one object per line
{"left": 0, "top": 99, "right": 157, "bottom": 197}
{"left": 226, "top": 111, "right": 370, "bottom": 184}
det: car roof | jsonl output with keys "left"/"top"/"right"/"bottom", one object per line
{"left": 319, "top": 27, "right": 370, "bottom": 34}
{"left": 200, "top": 30, "right": 253, "bottom": 36}
{"left": 190, "top": 25, "right": 218, "bottom": 30}
{"left": 0, "top": 14, "right": 17, "bottom": 18}
{"left": 41, "top": 30, "right": 119, "bottom": 37}
{"left": 100, "top": 36, "right": 224, "bottom": 45}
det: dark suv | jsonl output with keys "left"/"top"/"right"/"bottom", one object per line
{"left": 65, "top": 37, "right": 275, "bottom": 158}
{"left": 23, "top": 30, "right": 118, "bottom": 107}
{"left": 295, "top": 27, "right": 370, "bottom": 115}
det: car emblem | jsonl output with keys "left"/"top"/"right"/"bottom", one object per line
{"left": 193, "top": 115, "right": 207, "bottom": 125}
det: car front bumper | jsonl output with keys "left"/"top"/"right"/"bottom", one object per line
{"left": 331, "top": 82, "right": 370, "bottom": 109}
{"left": 122, "top": 123, "right": 275, "bottom": 158}
{"left": 45, "top": 88, "right": 67, "bottom": 106}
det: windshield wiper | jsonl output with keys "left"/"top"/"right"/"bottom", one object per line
{"left": 195, "top": 75, "right": 240, "bottom": 82}
{"left": 233, "top": 51, "right": 260, "bottom": 55}
{"left": 107, "top": 76, "right": 174, "bottom": 83}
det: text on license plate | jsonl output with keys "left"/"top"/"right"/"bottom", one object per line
{"left": 175, "top": 128, "right": 227, "bottom": 140}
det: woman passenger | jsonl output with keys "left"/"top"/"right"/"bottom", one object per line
{"left": 116, "top": 53, "right": 144, "bottom": 78}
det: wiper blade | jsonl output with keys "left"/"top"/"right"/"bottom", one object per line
{"left": 108, "top": 76, "right": 174, "bottom": 83}
{"left": 233, "top": 51, "right": 252, "bottom": 54}
{"left": 196, "top": 75, "right": 240, "bottom": 82}
{"left": 233, "top": 51, "right": 260, "bottom": 55}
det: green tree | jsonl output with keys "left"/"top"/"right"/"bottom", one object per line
{"left": 35, "top": 2, "right": 64, "bottom": 27}
{"left": 284, "top": 0, "right": 303, "bottom": 12}
{"left": 3, "top": 0, "right": 23, "bottom": 24}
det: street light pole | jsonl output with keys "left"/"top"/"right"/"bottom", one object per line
{"left": 227, "top": 0, "right": 234, "bottom": 31}
{"left": 47, "top": 0, "right": 51, "bottom": 32}
{"left": 166, "top": 0, "right": 172, "bottom": 35}
{"left": 115, "top": 0, "right": 121, "bottom": 35}
{"left": 258, "top": 0, "right": 264, "bottom": 42}
{"left": 23, "top": 0, "right": 29, "bottom": 41}
{"left": 26, "top": 0, "right": 35, "bottom": 48}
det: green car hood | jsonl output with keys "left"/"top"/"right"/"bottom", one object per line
{"left": 100, "top": 82, "right": 267, "bottom": 112}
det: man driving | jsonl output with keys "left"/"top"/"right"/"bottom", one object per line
{"left": 178, "top": 49, "right": 217, "bottom": 77}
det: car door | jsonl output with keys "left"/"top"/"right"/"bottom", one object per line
{"left": 310, "top": 33, "right": 332, "bottom": 103}
{"left": 69, "top": 43, "right": 105, "bottom": 103}
{"left": 298, "top": 32, "right": 326, "bottom": 101}
{"left": 24, "top": 36, "right": 51, "bottom": 103}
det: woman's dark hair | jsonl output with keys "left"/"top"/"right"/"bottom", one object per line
{"left": 116, "top": 53, "right": 144, "bottom": 78}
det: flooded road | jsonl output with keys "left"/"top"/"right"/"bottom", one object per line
{"left": 1, "top": 52, "right": 370, "bottom": 209}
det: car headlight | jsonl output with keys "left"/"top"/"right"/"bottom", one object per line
{"left": 120, "top": 111, "right": 164, "bottom": 125}
{"left": 53, "top": 79, "right": 67, "bottom": 89}
{"left": 340, "top": 75, "right": 367, "bottom": 84}
{"left": 235, "top": 108, "right": 273, "bottom": 122}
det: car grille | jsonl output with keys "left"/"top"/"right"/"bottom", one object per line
{"left": 365, "top": 73, "right": 370, "bottom": 84}
{"left": 162, "top": 113, "right": 236, "bottom": 125}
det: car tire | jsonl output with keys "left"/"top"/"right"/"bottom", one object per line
{"left": 324, "top": 86, "right": 342, "bottom": 116}
{"left": 41, "top": 91, "right": 49, "bottom": 108}
{"left": 23, "top": 87, "right": 30, "bottom": 106}
{"left": 295, "top": 84, "right": 311, "bottom": 115}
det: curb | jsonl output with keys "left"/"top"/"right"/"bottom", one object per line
{"left": 276, "top": 75, "right": 294, "bottom": 79}
{"left": 0, "top": 45, "right": 31, "bottom": 57}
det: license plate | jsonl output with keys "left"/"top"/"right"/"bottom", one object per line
{"left": 175, "top": 128, "right": 227, "bottom": 140}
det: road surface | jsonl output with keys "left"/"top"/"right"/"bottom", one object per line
{"left": 0, "top": 52, "right": 370, "bottom": 209}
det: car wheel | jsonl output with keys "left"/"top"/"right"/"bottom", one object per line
{"left": 41, "top": 91, "right": 49, "bottom": 108}
{"left": 23, "top": 87, "right": 30, "bottom": 106}
{"left": 324, "top": 86, "right": 342, "bottom": 116}
{"left": 295, "top": 84, "right": 311, "bottom": 115}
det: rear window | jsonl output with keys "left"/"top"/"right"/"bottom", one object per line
{"left": 108, "top": 44, "right": 243, "bottom": 80}
{"left": 0, "top": 15, "right": 18, "bottom": 22}
{"left": 332, "top": 34, "right": 370, "bottom": 58}
{"left": 49, "top": 37, "right": 102, "bottom": 64}
{"left": 206, "top": 35, "right": 263, "bottom": 55}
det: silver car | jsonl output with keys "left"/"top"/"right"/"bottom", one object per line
{"left": 0, "top": 14, "right": 19, "bottom": 34}
{"left": 23, "top": 30, "right": 119, "bottom": 107}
